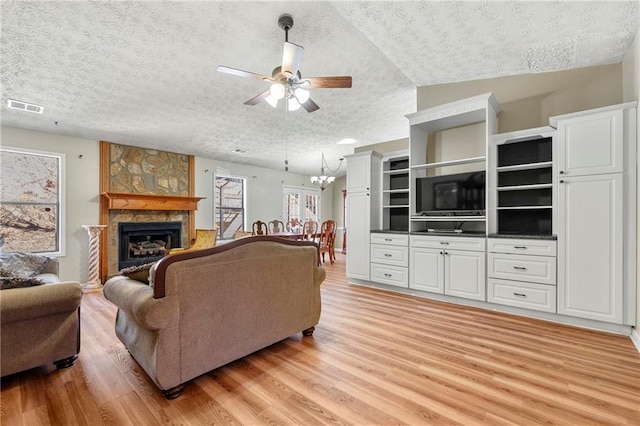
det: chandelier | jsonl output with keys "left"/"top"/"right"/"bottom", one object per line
{"left": 310, "top": 153, "right": 343, "bottom": 190}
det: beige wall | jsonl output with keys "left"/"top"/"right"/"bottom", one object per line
{"left": 622, "top": 27, "right": 639, "bottom": 330}
{"left": 418, "top": 64, "right": 622, "bottom": 133}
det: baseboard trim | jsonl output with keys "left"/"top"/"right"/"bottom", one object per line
{"left": 631, "top": 327, "right": 640, "bottom": 353}
{"left": 348, "top": 278, "right": 633, "bottom": 335}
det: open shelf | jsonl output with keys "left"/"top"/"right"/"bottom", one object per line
{"left": 411, "top": 156, "right": 486, "bottom": 170}
{"left": 412, "top": 215, "right": 486, "bottom": 222}
{"left": 497, "top": 183, "right": 552, "bottom": 191}
{"left": 496, "top": 161, "right": 552, "bottom": 172}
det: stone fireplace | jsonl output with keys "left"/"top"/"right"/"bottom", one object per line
{"left": 117, "top": 221, "right": 181, "bottom": 270}
{"left": 99, "top": 142, "right": 203, "bottom": 281}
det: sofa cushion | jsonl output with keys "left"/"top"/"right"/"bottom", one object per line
{"left": 0, "top": 253, "right": 49, "bottom": 278}
{"left": 0, "top": 276, "right": 46, "bottom": 290}
{"left": 120, "top": 262, "right": 156, "bottom": 284}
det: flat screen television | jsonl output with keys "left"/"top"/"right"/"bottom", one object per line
{"left": 415, "top": 171, "right": 486, "bottom": 216}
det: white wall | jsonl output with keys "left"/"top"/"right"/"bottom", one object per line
{"left": 1, "top": 126, "right": 100, "bottom": 282}
{"left": 622, "top": 27, "right": 639, "bottom": 329}
{"left": 1, "top": 126, "right": 327, "bottom": 280}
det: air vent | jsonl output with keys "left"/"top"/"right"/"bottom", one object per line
{"left": 231, "top": 148, "right": 247, "bottom": 154}
{"left": 7, "top": 99, "right": 44, "bottom": 114}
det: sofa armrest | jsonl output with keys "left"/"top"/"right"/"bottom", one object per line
{"left": 314, "top": 266, "right": 326, "bottom": 289}
{"left": 0, "top": 281, "right": 82, "bottom": 324}
{"left": 103, "top": 277, "right": 177, "bottom": 330}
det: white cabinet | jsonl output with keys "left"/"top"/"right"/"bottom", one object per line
{"left": 556, "top": 173, "right": 623, "bottom": 323}
{"left": 370, "top": 233, "right": 408, "bottom": 288}
{"left": 345, "top": 152, "right": 381, "bottom": 280}
{"left": 551, "top": 102, "right": 636, "bottom": 325}
{"left": 410, "top": 235, "right": 486, "bottom": 301}
{"left": 554, "top": 109, "right": 623, "bottom": 176}
{"left": 487, "top": 238, "right": 557, "bottom": 313}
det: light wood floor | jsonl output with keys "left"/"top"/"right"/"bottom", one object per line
{"left": 2, "top": 253, "right": 639, "bottom": 425}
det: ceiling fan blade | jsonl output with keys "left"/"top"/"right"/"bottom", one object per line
{"left": 281, "top": 42, "right": 304, "bottom": 78}
{"left": 217, "top": 65, "right": 272, "bottom": 81}
{"left": 243, "top": 89, "right": 271, "bottom": 106}
{"left": 303, "top": 76, "right": 352, "bottom": 88}
{"left": 300, "top": 98, "right": 320, "bottom": 113}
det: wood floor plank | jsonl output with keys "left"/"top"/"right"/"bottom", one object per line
{"left": 1, "top": 252, "right": 639, "bottom": 425}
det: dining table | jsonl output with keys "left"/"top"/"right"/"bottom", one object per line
{"left": 269, "top": 231, "right": 320, "bottom": 241}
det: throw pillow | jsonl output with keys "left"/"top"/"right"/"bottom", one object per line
{"left": 0, "top": 276, "right": 46, "bottom": 290}
{"left": 0, "top": 252, "right": 49, "bottom": 277}
{"left": 120, "top": 262, "right": 156, "bottom": 284}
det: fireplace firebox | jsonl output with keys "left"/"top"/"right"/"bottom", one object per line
{"left": 118, "top": 221, "right": 182, "bottom": 270}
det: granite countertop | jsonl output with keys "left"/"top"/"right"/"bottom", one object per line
{"left": 372, "top": 229, "right": 557, "bottom": 240}
{"left": 488, "top": 233, "right": 557, "bottom": 240}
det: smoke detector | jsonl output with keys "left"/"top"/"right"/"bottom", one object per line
{"left": 7, "top": 99, "right": 44, "bottom": 114}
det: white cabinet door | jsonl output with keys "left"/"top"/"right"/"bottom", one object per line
{"left": 346, "top": 153, "right": 372, "bottom": 193}
{"left": 346, "top": 191, "right": 371, "bottom": 280}
{"left": 445, "top": 249, "right": 486, "bottom": 301}
{"left": 409, "top": 247, "right": 444, "bottom": 294}
{"left": 556, "top": 109, "right": 623, "bottom": 176}
{"left": 557, "top": 173, "right": 623, "bottom": 323}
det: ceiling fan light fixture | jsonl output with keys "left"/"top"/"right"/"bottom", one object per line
{"left": 287, "top": 97, "right": 301, "bottom": 111}
{"left": 270, "top": 83, "right": 285, "bottom": 99}
{"left": 294, "top": 87, "right": 310, "bottom": 103}
{"left": 265, "top": 94, "right": 279, "bottom": 108}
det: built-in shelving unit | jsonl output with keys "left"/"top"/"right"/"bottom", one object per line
{"left": 489, "top": 127, "right": 555, "bottom": 235}
{"left": 406, "top": 93, "right": 500, "bottom": 232}
{"left": 382, "top": 153, "right": 410, "bottom": 231}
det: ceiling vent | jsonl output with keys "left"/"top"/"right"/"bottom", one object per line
{"left": 231, "top": 148, "right": 247, "bottom": 154}
{"left": 7, "top": 99, "right": 44, "bottom": 114}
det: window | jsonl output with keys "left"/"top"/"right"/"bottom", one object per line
{"left": 0, "top": 147, "right": 65, "bottom": 255}
{"left": 283, "top": 186, "right": 320, "bottom": 231}
{"left": 215, "top": 175, "right": 245, "bottom": 240}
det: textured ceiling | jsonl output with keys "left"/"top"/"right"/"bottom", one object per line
{"left": 1, "top": 1, "right": 638, "bottom": 176}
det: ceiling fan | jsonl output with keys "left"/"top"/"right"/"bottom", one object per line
{"left": 217, "top": 14, "right": 352, "bottom": 113}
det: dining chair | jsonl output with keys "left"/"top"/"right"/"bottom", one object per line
{"left": 268, "top": 219, "right": 285, "bottom": 234}
{"left": 252, "top": 220, "right": 269, "bottom": 235}
{"left": 287, "top": 218, "right": 301, "bottom": 233}
{"left": 302, "top": 220, "right": 318, "bottom": 242}
{"left": 318, "top": 220, "right": 336, "bottom": 264}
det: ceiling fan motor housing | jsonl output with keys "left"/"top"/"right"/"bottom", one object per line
{"left": 278, "top": 14, "right": 294, "bottom": 32}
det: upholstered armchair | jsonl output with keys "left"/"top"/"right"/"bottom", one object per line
{"left": 0, "top": 254, "right": 82, "bottom": 376}
{"left": 168, "top": 229, "right": 217, "bottom": 254}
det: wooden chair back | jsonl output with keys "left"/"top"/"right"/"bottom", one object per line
{"left": 268, "top": 220, "right": 285, "bottom": 234}
{"left": 318, "top": 220, "right": 337, "bottom": 264}
{"left": 302, "top": 220, "right": 318, "bottom": 241}
{"left": 287, "top": 218, "right": 301, "bottom": 233}
{"left": 252, "top": 220, "right": 268, "bottom": 235}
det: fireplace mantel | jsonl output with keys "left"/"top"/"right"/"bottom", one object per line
{"left": 101, "top": 192, "right": 204, "bottom": 211}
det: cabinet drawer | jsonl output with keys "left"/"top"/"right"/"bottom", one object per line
{"left": 410, "top": 235, "right": 485, "bottom": 251}
{"left": 371, "top": 233, "right": 408, "bottom": 246}
{"left": 488, "top": 253, "right": 556, "bottom": 285}
{"left": 488, "top": 279, "right": 556, "bottom": 313}
{"left": 370, "top": 244, "right": 408, "bottom": 267}
{"left": 370, "top": 264, "right": 408, "bottom": 288}
{"left": 488, "top": 238, "right": 557, "bottom": 256}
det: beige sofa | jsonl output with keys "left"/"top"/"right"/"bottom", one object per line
{"left": 103, "top": 236, "right": 325, "bottom": 398}
{"left": 0, "top": 256, "right": 82, "bottom": 377}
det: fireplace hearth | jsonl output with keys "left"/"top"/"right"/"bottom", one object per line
{"left": 118, "top": 221, "right": 182, "bottom": 270}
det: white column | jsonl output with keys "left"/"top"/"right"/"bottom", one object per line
{"left": 82, "top": 225, "right": 107, "bottom": 290}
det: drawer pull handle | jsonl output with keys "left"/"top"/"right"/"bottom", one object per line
{"left": 384, "top": 273, "right": 392, "bottom": 278}
{"left": 513, "top": 292, "right": 527, "bottom": 298}
{"left": 513, "top": 266, "right": 527, "bottom": 270}
{"left": 440, "top": 242, "right": 449, "bottom": 245}
{"left": 384, "top": 253, "right": 392, "bottom": 257}
{"left": 385, "top": 238, "right": 392, "bottom": 242}
{"left": 514, "top": 246, "right": 527, "bottom": 249}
